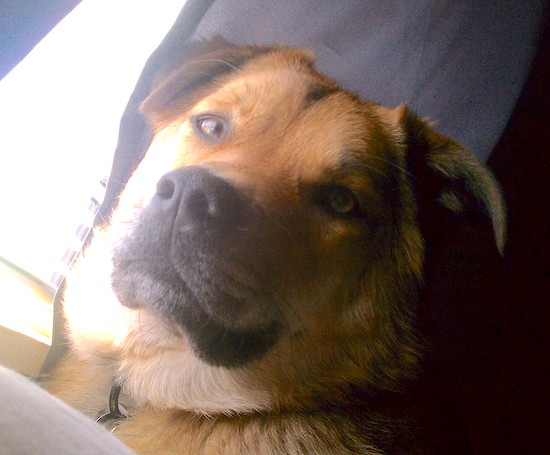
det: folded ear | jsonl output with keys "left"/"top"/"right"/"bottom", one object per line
{"left": 140, "top": 38, "right": 314, "bottom": 131}
{"left": 396, "top": 106, "right": 506, "bottom": 256}
{"left": 140, "top": 38, "right": 265, "bottom": 128}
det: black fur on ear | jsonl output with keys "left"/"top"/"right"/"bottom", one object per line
{"left": 396, "top": 109, "right": 511, "bottom": 451}
{"left": 140, "top": 38, "right": 266, "bottom": 128}
{"left": 397, "top": 106, "right": 506, "bottom": 257}
{"left": 140, "top": 38, "right": 314, "bottom": 131}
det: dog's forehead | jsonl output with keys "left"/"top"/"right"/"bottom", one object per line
{"left": 182, "top": 63, "right": 393, "bottom": 181}
{"left": 191, "top": 63, "right": 332, "bottom": 126}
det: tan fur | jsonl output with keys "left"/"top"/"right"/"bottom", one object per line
{"left": 46, "top": 43, "right": 505, "bottom": 454}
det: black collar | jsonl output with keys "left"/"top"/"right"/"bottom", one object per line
{"left": 95, "top": 378, "right": 129, "bottom": 425}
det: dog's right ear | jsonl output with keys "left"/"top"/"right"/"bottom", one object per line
{"left": 140, "top": 38, "right": 314, "bottom": 131}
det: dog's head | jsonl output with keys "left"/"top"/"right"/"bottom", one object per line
{"left": 65, "top": 41, "right": 505, "bottom": 414}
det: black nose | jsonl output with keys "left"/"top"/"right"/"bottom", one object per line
{"left": 152, "top": 166, "right": 248, "bottom": 233}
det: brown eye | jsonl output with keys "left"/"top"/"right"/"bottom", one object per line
{"left": 192, "top": 115, "right": 228, "bottom": 142}
{"left": 327, "top": 186, "right": 357, "bottom": 215}
{"left": 313, "top": 184, "right": 361, "bottom": 218}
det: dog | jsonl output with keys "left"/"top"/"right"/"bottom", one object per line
{"left": 46, "top": 41, "right": 506, "bottom": 454}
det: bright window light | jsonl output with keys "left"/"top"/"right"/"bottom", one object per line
{"left": 0, "top": 0, "right": 185, "bottom": 285}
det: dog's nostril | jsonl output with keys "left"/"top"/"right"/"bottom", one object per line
{"left": 154, "top": 167, "right": 247, "bottom": 231}
{"left": 156, "top": 178, "right": 176, "bottom": 200}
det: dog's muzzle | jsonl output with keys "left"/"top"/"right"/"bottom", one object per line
{"left": 110, "top": 166, "right": 282, "bottom": 366}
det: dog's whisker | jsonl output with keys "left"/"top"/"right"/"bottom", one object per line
{"left": 369, "top": 155, "right": 418, "bottom": 181}
{"left": 191, "top": 58, "right": 242, "bottom": 73}
{"left": 132, "top": 314, "right": 162, "bottom": 344}
{"left": 353, "top": 162, "right": 391, "bottom": 180}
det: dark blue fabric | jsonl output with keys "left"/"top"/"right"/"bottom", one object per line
{"left": 191, "top": 0, "right": 547, "bottom": 161}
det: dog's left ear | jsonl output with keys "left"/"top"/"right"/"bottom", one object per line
{"left": 141, "top": 38, "right": 315, "bottom": 131}
{"left": 395, "top": 105, "right": 506, "bottom": 256}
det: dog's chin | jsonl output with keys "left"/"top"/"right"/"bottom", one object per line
{"left": 111, "top": 267, "right": 281, "bottom": 368}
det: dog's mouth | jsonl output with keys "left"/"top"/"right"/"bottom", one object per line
{"left": 111, "top": 236, "right": 283, "bottom": 368}
{"left": 110, "top": 166, "right": 284, "bottom": 367}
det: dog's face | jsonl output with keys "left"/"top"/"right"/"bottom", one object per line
{"left": 64, "top": 43, "right": 505, "bottom": 415}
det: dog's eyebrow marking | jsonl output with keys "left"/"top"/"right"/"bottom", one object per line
{"left": 304, "top": 83, "right": 338, "bottom": 107}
